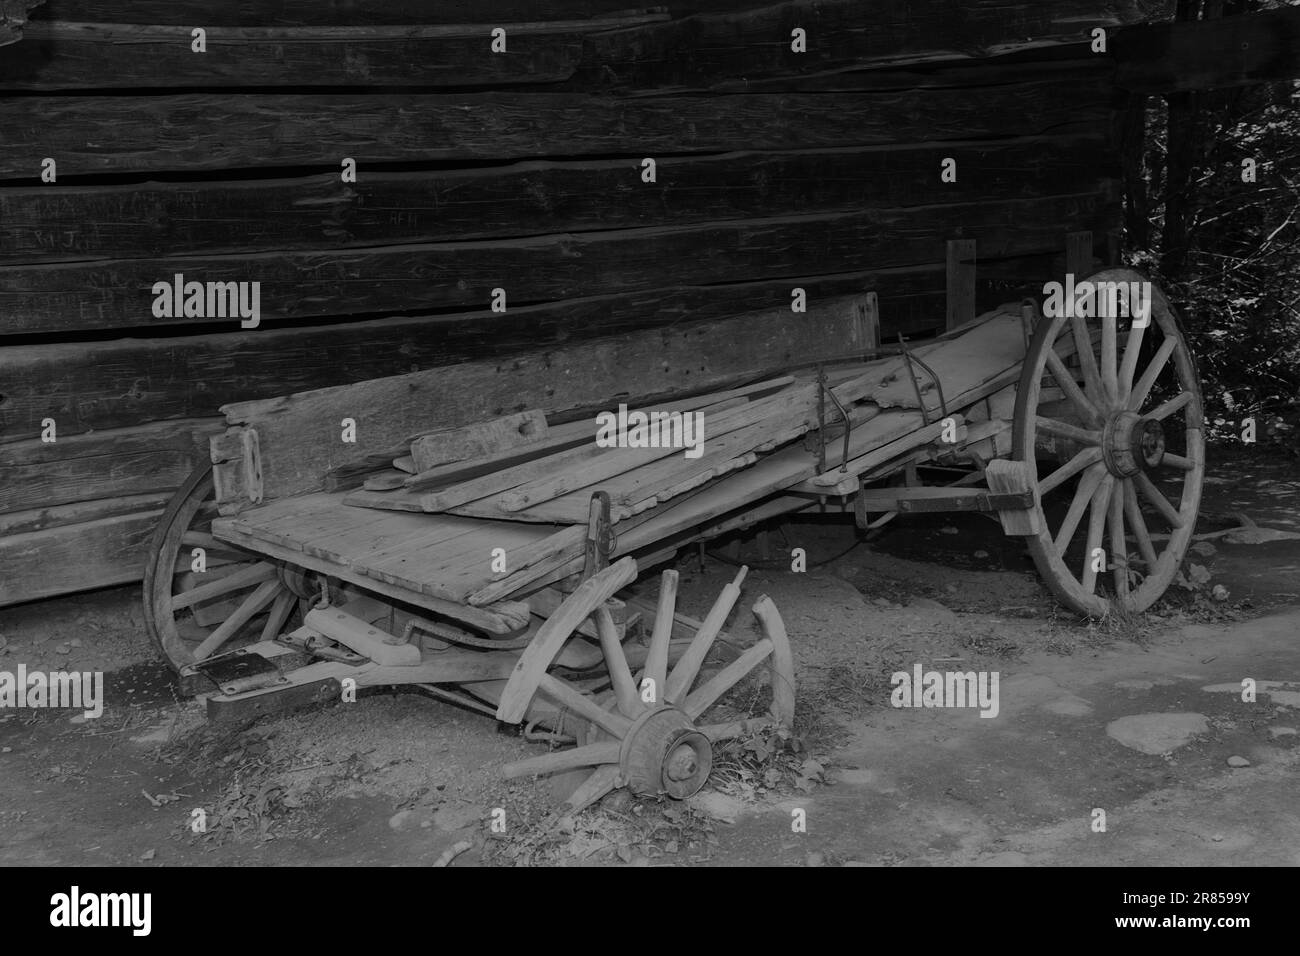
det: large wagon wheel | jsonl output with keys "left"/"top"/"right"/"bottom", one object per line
{"left": 142, "top": 463, "right": 306, "bottom": 672}
{"left": 498, "top": 557, "right": 795, "bottom": 811}
{"left": 1013, "top": 268, "right": 1205, "bottom": 616}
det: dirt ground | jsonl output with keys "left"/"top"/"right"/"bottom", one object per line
{"left": 1, "top": 452, "right": 1297, "bottom": 867}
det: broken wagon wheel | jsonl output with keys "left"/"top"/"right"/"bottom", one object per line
{"left": 1013, "top": 268, "right": 1205, "bottom": 617}
{"left": 142, "top": 463, "right": 304, "bottom": 672}
{"left": 498, "top": 558, "right": 796, "bottom": 812}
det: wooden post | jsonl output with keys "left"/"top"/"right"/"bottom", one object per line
{"left": 1065, "top": 230, "right": 1093, "bottom": 280}
{"left": 945, "top": 238, "right": 977, "bottom": 331}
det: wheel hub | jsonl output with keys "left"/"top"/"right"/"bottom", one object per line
{"left": 1102, "top": 410, "right": 1165, "bottom": 477}
{"left": 619, "top": 707, "right": 712, "bottom": 799}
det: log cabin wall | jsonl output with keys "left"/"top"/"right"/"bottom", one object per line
{"left": 0, "top": 0, "right": 1172, "bottom": 605}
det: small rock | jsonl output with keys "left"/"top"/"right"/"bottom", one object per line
{"left": 1226, "top": 755, "right": 1250, "bottom": 768}
{"left": 1106, "top": 713, "right": 1209, "bottom": 755}
{"left": 55, "top": 644, "right": 70, "bottom": 655}
{"left": 388, "top": 809, "right": 415, "bottom": 830}
{"left": 1268, "top": 726, "right": 1297, "bottom": 739}
{"left": 1211, "top": 584, "right": 1230, "bottom": 602}
{"left": 805, "top": 851, "right": 826, "bottom": 867}
{"left": 556, "top": 815, "right": 576, "bottom": 835}
{"left": 973, "top": 550, "right": 989, "bottom": 559}
{"left": 69, "top": 638, "right": 83, "bottom": 648}
{"left": 420, "top": 820, "right": 432, "bottom": 829}
{"left": 1211, "top": 834, "right": 1224, "bottom": 843}
{"left": 601, "top": 790, "right": 633, "bottom": 814}
{"left": 1, "top": 747, "right": 12, "bottom": 753}
{"left": 940, "top": 526, "right": 959, "bottom": 535}
{"left": 139, "top": 849, "right": 156, "bottom": 862}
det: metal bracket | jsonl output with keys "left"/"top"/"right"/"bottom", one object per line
{"left": 896, "top": 333, "right": 949, "bottom": 427}
{"left": 814, "top": 365, "right": 852, "bottom": 475}
{"left": 583, "top": 491, "right": 615, "bottom": 580}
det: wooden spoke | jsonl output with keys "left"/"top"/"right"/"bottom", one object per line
{"left": 594, "top": 605, "right": 641, "bottom": 718}
{"left": 171, "top": 561, "right": 277, "bottom": 610}
{"left": 1122, "top": 479, "right": 1160, "bottom": 571}
{"left": 1054, "top": 462, "right": 1107, "bottom": 554}
{"left": 644, "top": 570, "right": 678, "bottom": 706}
{"left": 193, "top": 579, "right": 283, "bottom": 660}
{"left": 1117, "top": 316, "right": 1146, "bottom": 404}
{"left": 665, "top": 565, "right": 747, "bottom": 703}
{"left": 1108, "top": 480, "right": 1128, "bottom": 598}
{"left": 1044, "top": 349, "right": 1099, "bottom": 424}
{"left": 1128, "top": 338, "right": 1176, "bottom": 411}
{"left": 259, "top": 588, "right": 297, "bottom": 642}
{"left": 502, "top": 741, "right": 621, "bottom": 780}
{"left": 1135, "top": 472, "right": 1184, "bottom": 529}
{"left": 1161, "top": 452, "right": 1196, "bottom": 471}
{"left": 1035, "top": 415, "right": 1101, "bottom": 446}
{"left": 1039, "top": 446, "right": 1103, "bottom": 496}
{"left": 1081, "top": 475, "right": 1114, "bottom": 593}
{"left": 1070, "top": 313, "right": 1105, "bottom": 405}
{"left": 698, "top": 718, "right": 770, "bottom": 742}
{"left": 564, "top": 765, "right": 622, "bottom": 813}
{"left": 1100, "top": 312, "right": 1118, "bottom": 405}
{"left": 683, "top": 638, "right": 773, "bottom": 721}
{"left": 536, "top": 673, "right": 632, "bottom": 739}
{"left": 1145, "top": 390, "right": 1192, "bottom": 422}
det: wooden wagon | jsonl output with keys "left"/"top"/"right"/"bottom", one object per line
{"left": 142, "top": 268, "right": 1204, "bottom": 810}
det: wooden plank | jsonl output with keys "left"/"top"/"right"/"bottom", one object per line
{"left": 0, "top": 508, "right": 163, "bottom": 607}
{"left": 945, "top": 238, "right": 977, "bottom": 331}
{"left": 409, "top": 410, "right": 548, "bottom": 474}
{"left": 213, "top": 296, "right": 877, "bottom": 508}
{"left": 0, "top": 192, "right": 1112, "bottom": 339}
{"left": 0, "top": 417, "right": 218, "bottom": 511}
{"left": 1066, "top": 230, "right": 1095, "bottom": 278}
{"left": 388, "top": 388, "right": 768, "bottom": 496}
{"left": 581, "top": 0, "right": 1175, "bottom": 88}
{"left": 1, "top": 16, "right": 675, "bottom": 91}
{"left": 0, "top": 492, "right": 172, "bottom": 537}
{"left": 210, "top": 519, "right": 531, "bottom": 634}
{"left": 31, "top": 1, "right": 741, "bottom": 25}
{"left": 0, "top": 81, "right": 1111, "bottom": 177}
{"left": 303, "top": 607, "right": 421, "bottom": 667}
{"left": 498, "top": 385, "right": 819, "bottom": 513}
{"left": 1114, "top": 6, "right": 1300, "bottom": 93}
{"left": 0, "top": 138, "right": 1109, "bottom": 263}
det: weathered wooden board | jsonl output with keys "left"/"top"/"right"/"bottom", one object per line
{"left": 0, "top": 491, "right": 172, "bottom": 537}
{"left": 0, "top": 17, "right": 669, "bottom": 90}
{"left": 29, "top": 1, "right": 747, "bottom": 26}
{"left": 582, "top": 0, "right": 1175, "bottom": 88}
{"left": 0, "top": 508, "right": 163, "bottom": 607}
{"left": 0, "top": 191, "right": 1112, "bottom": 336}
{"left": 0, "top": 417, "right": 219, "bottom": 511}
{"left": 0, "top": 270, "right": 947, "bottom": 441}
{"left": 0, "top": 137, "right": 1109, "bottom": 263}
{"left": 214, "top": 296, "right": 877, "bottom": 508}
{"left": 0, "top": 82, "right": 1110, "bottom": 177}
